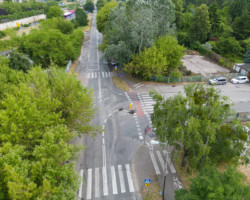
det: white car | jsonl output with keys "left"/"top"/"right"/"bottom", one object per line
{"left": 231, "top": 76, "right": 249, "bottom": 84}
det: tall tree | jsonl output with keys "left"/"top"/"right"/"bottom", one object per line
{"left": 232, "top": 12, "right": 250, "bottom": 40}
{"left": 96, "top": 0, "right": 118, "bottom": 33}
{"left": 172, "top": 0, "right": 184, "bottom": 29}
{"left": 46, "top": 6, "right": 63, "bottom": 19}
{"left": 209, "top": 1, "right": 221, "bottom": 35}
{"left": 189, "top": 4, "right": 211, "bottom": 43}
{"left": 151, "top": 84, "right": 247, "bottom": 170}
{"left": 243, "top": 47, "right": 250, "bottom": 63}
{"left": 96, "top": 0, "right": 105, "bottom": 10}
{"left": 229, "top": 0, "right": 248, "bottom": 20}
{"left": 75, "top": 7, "right": 88, "bottom": 26}
{"left": 175, "top": 166, "right": 250, "bottom": 200}
{"left": 84, "top": 0, "right": 95, "bottom": 13}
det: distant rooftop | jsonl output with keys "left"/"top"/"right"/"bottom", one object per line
{"left": 235, "top": 63, "right": 250, "bottom": 72}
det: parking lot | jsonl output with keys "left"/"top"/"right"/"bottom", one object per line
{"left": 182, "top": 55, "right": 230, "bottom": 75}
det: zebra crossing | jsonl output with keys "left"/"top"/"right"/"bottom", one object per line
{"left": 79, "top": 164, "right": 135, "bottom": 199}
{"left": 86, "top": 71, "right": 112, "bottom": 79}
{"left": 138, "top": 94, "right": 156, "bottom": 114}
{"left": 147, "top": 149, "right": 176, "bottom": 175}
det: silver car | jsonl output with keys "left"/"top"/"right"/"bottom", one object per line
{"left": 208, "top": 77, "right": 227, "bottom": 85}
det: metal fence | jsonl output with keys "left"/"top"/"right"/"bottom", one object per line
{"left": 151, "top": 73, "right": 242, "bottom": 83}
{"left": 65, "top": 60, "right": 72, "bottom": 72}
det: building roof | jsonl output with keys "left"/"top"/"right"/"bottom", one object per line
{"left": 239, "top": 63, "right": 250, "bottom": 72}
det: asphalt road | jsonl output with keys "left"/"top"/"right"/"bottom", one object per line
{"left": 76, "top": 10, "right": 144, "bottom": 200}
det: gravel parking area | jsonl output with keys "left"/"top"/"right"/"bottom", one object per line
{"left": 182, "top": 55, "right": 230, "bottom": 75}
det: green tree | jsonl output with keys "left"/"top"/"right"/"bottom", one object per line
{"left": 229, "top": 0, "right": 248, "bottom": 20}
{"left": 46, "top": 6, "right": 63, "bottom": 19}
{"left": 21, "top": 29, "right": 75, "bottom": 67}
{"left": 189, "top": 4, "right": 211, "bottom": 43}
{"left": 209, "top": 1, "right": 221, "bottom": 35}
{"left": 75, "top": 7, "right": 88, "bottom": 26}
{"left": 175, "top": 166, "right": 250, "bottom": 200}
{"left": 9, "top": 51, "right": 31, "bottom": 73}
{"left": 124, "top": 35, "right": 185, "bottom": 80}
{"left": 216, "top": 37, "right": 242, "bottom": 56}
{"left": 44, "top": 1, "right": 58, "bottom": 14}
{"left": 172, "top": 0, "right": 184, "bottom": 29}
{"left": 84, "top": 0, "right": 95, "bottom": 13}
{"left": 96, "top": 0, "right": 118, "bottom": 33}
{"left": 243, "top": 47, "right": 250, "bottom": 63}
{"left": 151, "top": 84, "right": 247, "bottom": 170}
{"left": 96, "top": 0, "right": 105, "bottom": 10}
{"left": 232, "top": 12, "right": 250, "bottom": 40}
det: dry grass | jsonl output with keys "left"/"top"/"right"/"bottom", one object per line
{"left": 142, "top": 175, "right": 162, "bottom": 200}
{"left": 112, "top": 77, "right": 130, "bottom": 92}
{"left": 237, "top": 165, "right": 250, "bottom": 185}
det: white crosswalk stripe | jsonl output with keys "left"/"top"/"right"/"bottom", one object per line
{"left": 118, "top": 165, "right": 126, "bottom": 193}
{"left": 86, "top": 72, "right": 112, "bottom": 79}
{"left": 149, "top": 151, "right": 161, "bottom": 175}
{"left": 82, "top": 164, "right": 136, "bottom": 199}
{"left": 138, "top": 94, "right": 156, "bottom": 115}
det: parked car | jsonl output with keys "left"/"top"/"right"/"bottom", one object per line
{"left": 208, "top": 77, "right": 227, "bottom": 85}
{"left": 230, "top": 76, "right": 249, "bottom": 84}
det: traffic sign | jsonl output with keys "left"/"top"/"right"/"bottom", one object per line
{"left": 120, "top": 74, "right": 124, "bottom": 76}
{"left": 145, "top": 183, "right": 150, "bottom": 187}
{"left": 115, "top": 65, "right": 117, "bottom": 70}
{"left": 144, "top": 179, "right": 151, "bottom": 184}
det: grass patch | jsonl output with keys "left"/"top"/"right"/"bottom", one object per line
{"left": 142, "top": 175, "right": 162, "bottom": 200}
{"left": 112, "top": 76, "right": 130, "bottom": 91}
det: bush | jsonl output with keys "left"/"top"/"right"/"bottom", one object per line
{"left": 0, "top": 31, "right": 6, "bottom": 39}
{"left": 84, "top": 0, "right": 95, "bottom": 13}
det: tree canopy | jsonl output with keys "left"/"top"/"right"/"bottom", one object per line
{"left": 75, "top": 7, "right": 88, "bottom": 26}
{"left": 151, "top": 84, "right": 248, "bottom": 170}
{"left": 84, "top": 0, "right": 95, "bottom": 13}
{"left": 9, "top": 51, "right": 31, "bottom": 73}
{"left": 0, "top": 66, "right": 98, "bottom": 199}
{"left": 46, "top": 6, "right": 63, "bottom": 19}
{"left": 175, "top": 166, "right": 250, "bottom": 200}
{"left": 124, "top": 35, "right": 185, "bottom": 80}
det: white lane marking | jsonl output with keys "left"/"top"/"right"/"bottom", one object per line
{"left": 78, "top": 169, "right": 84, "bottom": 198}
{"left": 105, "top": 72, "right": 108, "bottom": 77}
{"left": 86, "top": 169, "right": 92, "bottom": 199}
{"left": 108, "top": 72, "right": 111, "bottom": 77}
{"left": 139, "top": 135, "right": 143, "bottom": 140}
{"left": 102, "top": 138, "right": 105, "bottom": 144}
{"left": 133, "top": 83, "right": 142, "bottom": 87}
{"left": 102, "top": 72, "right": 104, "bottom": 77}
{"left": 156, "top": 151, "right": 168, "bottom": 174}
{"left": 98, "top": 72, "right": 101, "bottom": 78}
{"left": 95, "top": 72, "right": 98, "bottom": 78}
{"left": 102, "top": 167, "right": 108, "bottom": 196}
{"left": 125, "top": 164, "right": 135, "bottom": 192}
{"left": 164, "top": 150, "right": 176, "bottom": 173}
{"left": 90, "top": 72, "right": 93, "bottom": 79}
{"left": 96, "top": 28, "right": 100, "bottom": 70}
{"left": 135, "top": 84, "right": 144, "bottom": 88}
{"left": 102, "top": 144, "right": 106, "bottom": 167}
{"left": 104, "top": 119, "right": 107, "bottom": 124}
{"left": 118, "top": 165, "right": 126, "bottom": 193}
{"left": 108, "top": 113, "right": 112, "bottom": 118}
{"left": 111, "top": 166, "right": 118, "bottom": 195}
{"left": 95, "top": 168, "right": 100, "bottom": 198}
{"left": 98, "top": 78, "right": 102, "bottom": 101}
{"left": 149, "top": 151, "right": 161, "bottom": 175}
{"left": 87, "top": 73, "right": 90, "bottom": 79}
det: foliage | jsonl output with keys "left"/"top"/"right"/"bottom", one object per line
{"left": 84, "top": 0, "right": 95, "bottom": 13}
{"left": 188, "top": 4, "right": 211, "bottom": 43}
{"left": 44, "top": 1, "right": 58, "bottom": 14}
{"left": 103, "top": 0, "right": 176, "bottom": 66}
{"left": 175, "top": 166, "right": 250, "bottom": 200}
{"left": 0, "top": 66, "right": 98, "bottom": 199}
{"left": 96, "top": 0, "right": 105, "bottom": 10}
{"left": 40, "top": 17, "right": 74, "bottom": 34}
{"left": 215, "top": 37, "right": 242, "bottom": 56}
{"left": 46, "top": 6, "right": 63, "bottom": 19}
{"left": 209, "top": 1, "right": 221, "bottom": 35}
{"left": 96, "top": 0, "right": 118, "bottom": 33}
{"left": 172, "top": 0, "right": 184, "bottom": 29}
{"left": 151, "top": 84, "right": 248, "bottom": 170}
{"left": 20, "top": 29, "right": 75, "bottom": 67}
{"left": 124, "top": 35, "right": 185, "bottom": 80}
{"left": 232, "top": 12, "right": 250, "bottom": 40}
{"left": 75, "top": 7, "right": 88, "bottom": 26}
{"left": 0, "top": 31, "right": 6, "bottom": 39}
{"left": 9, "top": 51, "right": 31, "bottom": 73}
{"left": 243, "top": 47, "right": 250, "bottom": 63}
